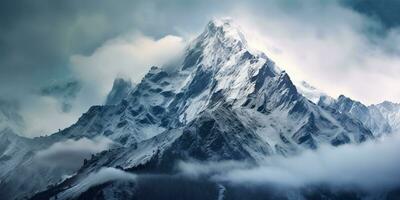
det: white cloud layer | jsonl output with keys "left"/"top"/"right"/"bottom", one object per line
{"left": 19, "top": 96, "right": 80, "bottom": 137}
{"left": 35, "top": 137, "right": 113, "bottom": 169}
{"left": 178, "top": 133, "right": 400, "bottom": 191}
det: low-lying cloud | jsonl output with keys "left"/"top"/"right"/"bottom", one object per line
{"left": 54, "top": 134, "right": 400, "bottom": 198}
{"left": 35, "top": 137, "right": 113, "bottom": 169}
{"left": 179, "top": 133, "right": 400, "bottom": 192}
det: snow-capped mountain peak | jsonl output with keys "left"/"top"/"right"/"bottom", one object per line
{"left": 204, "top": 18, "right": 248, "bottom": 47}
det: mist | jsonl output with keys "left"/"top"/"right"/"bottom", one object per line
{"left": 35, "top": 136, "right": 114, "bottom": 169}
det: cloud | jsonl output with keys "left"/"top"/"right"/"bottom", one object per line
{"left": 58, "top": 167, "right": 136, "bottom": 199}
{"left": 178, "top": 133, "right": 400, "bottom": 192}
{"left": 35, "top": 137, "right": 113, "bottom": 169}
{"left": 17, "top": 95, "right": 82, "bottom": 137}
{"left": 69, "top": 33, "right": 185, "bottom": 108}
{"left": 226, "top": 0, "right": 400, "bottom": 104}
{"left": 0, "top": 98, "right": 25, "bottom": 134}
{"left": 345, "top": 0, "right": 400, "bottom": 29}
{"left": 39, "top": 80, "right": 82, "bottom": 112}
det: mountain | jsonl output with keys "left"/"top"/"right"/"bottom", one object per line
{"left": 23, "top": 19, "right": 377, "bottom": 199}
{"left": 61, "top": 18, "right": 373, "bottom": 155}
{"left": 0, "top": 19, "right": 387, "bottom": 200}
{"left": 43, "top": 18, "right": 371, "bottom": 151}
{"left": 318, "top": 95, "right": 392, "bottom": 136}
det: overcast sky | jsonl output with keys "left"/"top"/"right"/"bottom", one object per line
{"left": 1, "top": 0, "right": 400, "bottom": 137}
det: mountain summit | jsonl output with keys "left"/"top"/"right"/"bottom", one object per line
{"left": 0, "top": 19, "right": 381, "bottom": 199}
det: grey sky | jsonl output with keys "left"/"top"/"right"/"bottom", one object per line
{"left": 1, "top": 0, "right": 400, "bottom": 136}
